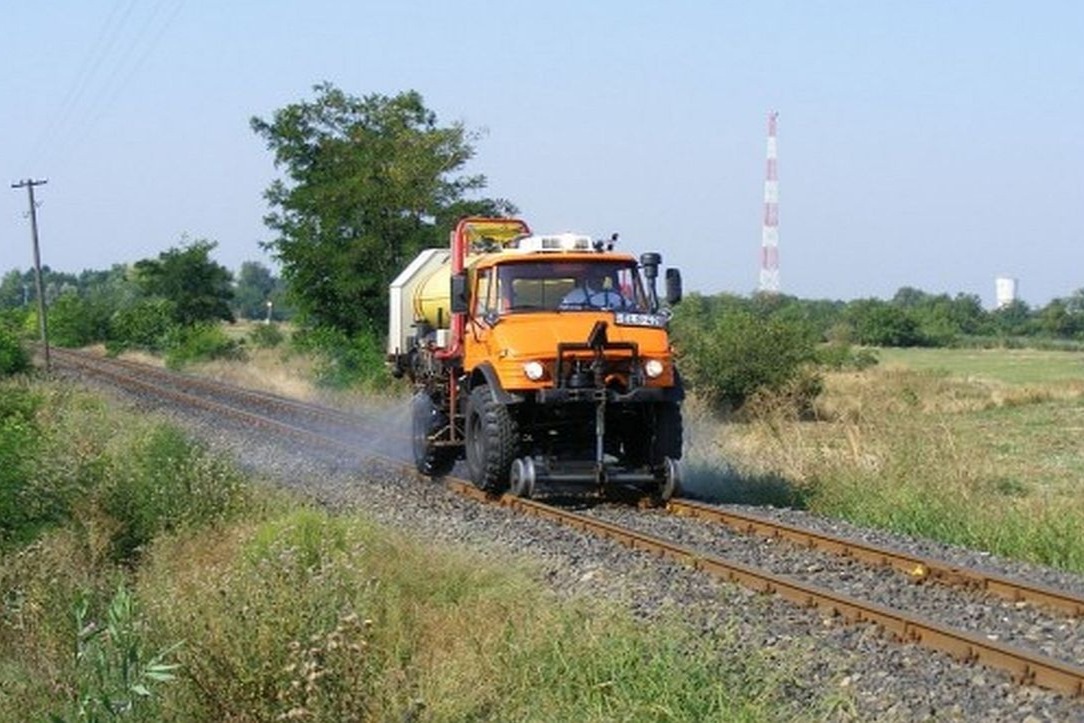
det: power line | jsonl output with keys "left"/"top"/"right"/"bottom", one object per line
{"left": 27, "top": 0, "right": 186, "bottom": 171}
{"left": 24, "top": 0, "right": 139, "bottom": 169}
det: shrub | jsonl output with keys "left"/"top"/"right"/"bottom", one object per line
{"left": 48, "top": 291, "right": 113, "bottom": 348}
{"left": 291, "top": 326, "right": 389, "bottom": 390}
{"left": 100, "top": 424, "right": 249, "bottom": 562}
{"left": 0, "top": 328, "right": 30, "bottom": 376}
{"left": 816, "top": 341, "right": 879, "bottom": 371}
{"left": 163, "top": 323, "right": 244, "bottom": 369}
{"left": 0, "top": 308, "right": 30, "bottom": 336}
{"left": 108, "top": 298, "right": 177, "bottom": 353}
{"left": 673, "top": 307, "right": 820, "bottom": 413}
{"left": 247, "top": 322, "right": 285, "bottom": 349}
{"left": 0, "top": 386, "right": 43, "bottom": 547}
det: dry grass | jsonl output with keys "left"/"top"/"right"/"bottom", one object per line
{"left": 688, "top": 358, "right": 1084, "bottom": 571}
{"left": 191, "top": 345, "right": 322, "bottom": 402}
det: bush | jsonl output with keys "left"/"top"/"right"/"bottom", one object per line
{"left": 0, "top": 386, "right": 44, "bottom": 547}
{"left": 163, "top": 323, "right": 244, "bottom": 369}
{"left": 248, "top": 322, "right": 285, "bottom": 349}
{"left": 100, "top": 424, "right": 249, "bottom": 562}
{"left": 60, "top": 584, "right": 180, "bottom": 721}
{"left": 816, "top": 341, "right": 879, "bottom": 371}
{"left": 108, "top": 298, "right": 177, "bottom": 353}
{"left": 48, "top": 291, "right": 112, "bottom": 348}
{"left": 673, "top": 306, "right": 820, "bottom": 413}
{"left": 291, "top": 326, "right": 389, "bottom": 390}
{"left": 0, "top": 328, "right": 30, "bottom": 376}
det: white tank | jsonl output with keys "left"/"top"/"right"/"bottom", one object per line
{"left": 995, "top": 276, "right": 1018, "bottom": 309}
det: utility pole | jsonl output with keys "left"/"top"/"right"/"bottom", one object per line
{"left": 11, "top": 178, "right": 51, "bottom": 371}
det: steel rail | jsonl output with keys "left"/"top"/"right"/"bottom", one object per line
{"left": 447, "top": 481, "right": 1084, "bottom": 697}
{"left": 49, "top": 347, "right": 370, "bottom": 429}
{"left": 667, "top": 498, "right": 1084, "bottom": 618}
{"left": 52, "top": 349, "right": 1084, "bottom": 697}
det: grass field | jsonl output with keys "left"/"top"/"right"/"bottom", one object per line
{"left": 689, "top": 346, "right": 1084, "bottom": 572}
{"left": 876, "top": 346, "right": 1084, "bottom": 386}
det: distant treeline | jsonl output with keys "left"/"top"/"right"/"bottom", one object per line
{"left": 678, "top": 286, "right": 1084, "bottom": 349}
{"left": 4, "top": 253, "right": 1082, "bottom": 355}
{"left": 668, "top": 286, "right": 1084, "bottom": 413}
{"left": 0, "top": 241, "right": 293, "bottom": 365}
{"left": 0, "top": 257, "right": 289, "bottom": 326}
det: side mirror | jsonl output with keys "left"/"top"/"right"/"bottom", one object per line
{"left": 450, "top": 273, "right": 469, "bottom": 314}
{"left": 665, "top": 268, "right": 682, "bottom": 305}
{"left": 640, "top": 252, "right": 662, "bottom": 311}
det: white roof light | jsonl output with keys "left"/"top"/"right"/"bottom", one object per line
{"left": 515, "top": 233, "right": 593, "bottom": 252}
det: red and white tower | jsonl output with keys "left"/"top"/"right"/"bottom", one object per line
{"left": 759, "top": 111, "right": 780, "bottom": 294}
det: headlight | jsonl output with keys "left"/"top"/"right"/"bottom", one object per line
{"left": 523, "top": 361, "right": 545, "bottom": 381}
{"left": 644, "top": 359, "right": 664, "bottom": 379}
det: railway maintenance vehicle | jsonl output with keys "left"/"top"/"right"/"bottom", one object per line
{"left": 387, "top": 217, "right": 684, "bottom": 499}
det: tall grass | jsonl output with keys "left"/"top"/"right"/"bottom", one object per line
{"left": 139, "top": 509, "right": 792, "bottom": 721}
{"left": 692, "top": 364, "right": 1084, "bottom": 572}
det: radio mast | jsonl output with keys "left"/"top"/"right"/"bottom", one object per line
{"left": 759, "top": 111, "right": 780, "bottom": 294}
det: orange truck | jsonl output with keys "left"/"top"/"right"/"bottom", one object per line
{"left": 387, "top": 217, "right": 684, "bottom": 499}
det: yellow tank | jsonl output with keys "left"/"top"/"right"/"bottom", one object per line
{"left": 413, "top": 261, "right": 453, "bottom": 330}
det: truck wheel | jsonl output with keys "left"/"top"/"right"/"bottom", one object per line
{"left": 652, "top": 401, "right": 683, "bottom": 464}
{"left": 412, "top": 392, "right": 456, "bottom": 477}
{"left": 465, "top": 384, "right": 518, "bottom": 492}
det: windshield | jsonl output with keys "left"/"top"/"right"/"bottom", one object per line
{"left": 474, "top": 260, "right": 648, "bottom": 315}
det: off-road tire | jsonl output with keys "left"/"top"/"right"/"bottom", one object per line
{"left": 412, "top": 392, "right": 456, "bottom": 477}
{"left": 465, "top": 384, "right": 518, "bottom": 492}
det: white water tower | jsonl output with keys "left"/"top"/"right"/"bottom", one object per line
{"left": 995, "top": 275, "right": 1018, "bottom": 309}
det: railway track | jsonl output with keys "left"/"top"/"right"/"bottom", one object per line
{"left": 50, "top": 348, "right": 1084, "bottom": 698}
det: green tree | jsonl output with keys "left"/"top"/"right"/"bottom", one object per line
{"left": 251, "top": 83, "right": 515, "bottom": 334}
{"left": 946, "top": 293, "right": 991, "bottom": 336}
{"left": 991, "top": 299, "right": 1033, "bottom": 338}
{"left": 133, "top": 240, "right": 235, "bottom": 326}
{"left": 0, "top": 328, "right": 30, "bottom": 376}
{"left": 846, "top": 299, "right": 925, "bottom": 347}
{"left": 233, "top": 261, "right": 289, "bottom": 321}
{"left": 1036, "top": 297, "right": 1084, "bottom": 339}
{"left": 0, "top": 270, "right": 28, "bottom": 310}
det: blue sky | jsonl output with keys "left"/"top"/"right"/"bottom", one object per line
{"left": 2, "top": 1, "right": 1081, "bottom": 306}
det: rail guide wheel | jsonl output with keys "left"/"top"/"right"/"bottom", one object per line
{"left": 509, "top": 457, "right": 537, "bottom": 498}
{"left": 659, "top": 457, "right": 682, "bottom": 501}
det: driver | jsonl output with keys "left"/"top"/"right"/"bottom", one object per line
{"left": 560, "top": 269, "right": 628, "bottom": 310}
